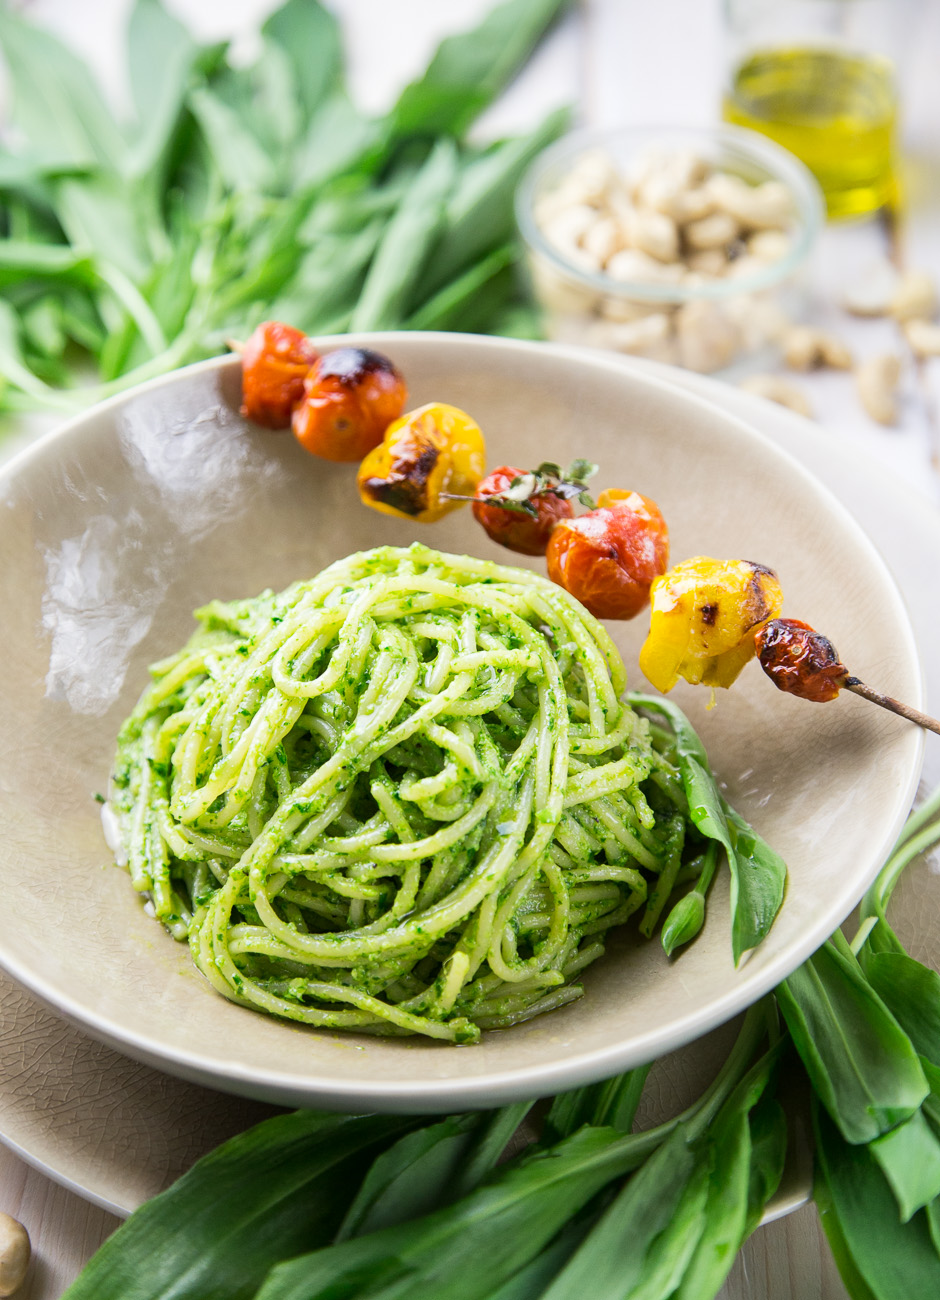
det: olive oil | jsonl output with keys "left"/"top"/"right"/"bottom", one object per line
{"left": 723, "top": 47, "right": 897, "bottom": 218}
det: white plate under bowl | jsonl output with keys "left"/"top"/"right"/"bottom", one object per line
{"left": 0, "top": 334, "right": 923, "bottom": 1113}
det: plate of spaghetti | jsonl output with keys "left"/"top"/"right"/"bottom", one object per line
{"left": 0, "top": 332, "right": 922, "bottom": 1110}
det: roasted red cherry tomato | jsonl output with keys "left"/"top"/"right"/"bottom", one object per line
{"left": 755, "top": 618, "right": 849, "bottom": 702}
{"left": 292, "top": 347, "right": 407, "bottom": 463}
{"left": 546, "top": 490, "right": 669, "bottom": 619}
{"left": 240, "top": 321, "right": 318, "bottom": 429}
{"left": 472, "top": 465, "right": 575, "bottom": 555}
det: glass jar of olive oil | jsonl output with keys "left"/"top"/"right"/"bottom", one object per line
{"left": 722, "top": 0, "right": 915, "bottom": 219}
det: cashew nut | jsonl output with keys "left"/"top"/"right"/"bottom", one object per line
{"left": 631, "top": 148, "right": 706, "bottom": 205}
{"left": 748, "top": 229, "right": 792, "bottom": 263}
{"left": 888, "top": 270, "right": 938, "bottom": 323}
{"left": 606, "top": 248, "right": 683, "bottom": 285}
{"left": 636, "top": 152, "right": 710, "bottom": 218}
{"left": 529, "top": 254, "right": 599, "bottom": 315}
{"left": 841, "top": 259, "right": 897, "bottom": 316}
{"left": 599, "top": 294, "right": 665, "bottom": 323}
{"left": 904, "top": 318, "right": 940, "bottom": 358}
{"left": 559, "top": 148, "right": 619, "bottom": 206}
{"left": 542, "top": 206, "right": 601, "bottom": 268}
{"left": 856, "top": 354, "right": 902, "bottom": 425}
{"left": 645, "top": 177, "right": 716, "bottom": 224}
{"left": 726, "top": 254, "right": 770, "bottom": 282}
{"left": 675, "top": 300, "right": 741, "bottom": 373}
{"left": 725, "top": 294, "right": 791, "bottom": 351}
{"left": 0, "top": 1213, "right": 30, "bottom": 1297}
{"left": 670, "top": 187, "right": 717, "bottom": 225}
{"left": 686, "top": 248, "right": 728, "bottom": 276}
{"left": 581, "top": 216, "right": 624, "bottom": 266}
{"left": 706, "top": 174, "right": 793, "bottom": 229}
{"left": 588, "top": 312, "right": 677, "bottom": 364}
{"left": 684, "top": 211, "right": 739, "bottom": 251}
{"left": 782, "top": 326, "right": 853, "bottom": 371}
{"left": 739, "top": 374, "right": 812, "bottom": 417}
{"left": 623, "top": 208, "right": 679, "bottom": 263}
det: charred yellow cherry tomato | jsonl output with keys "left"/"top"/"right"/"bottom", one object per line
{"left": 357, "top": 403, "right": 485, "bottom": 523}
{"left": 639, "top": 557, "right": 784, "bottom": 693}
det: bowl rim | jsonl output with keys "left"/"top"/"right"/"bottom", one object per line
{"left": 0, "top": 333, "right": 923, "bottom": 1110}
{"left": 514, "top": 122, "right": 825, "bottom": 304}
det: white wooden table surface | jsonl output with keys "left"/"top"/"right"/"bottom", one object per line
{"left": 2, "top": 1, "right": 940, "bottom": 1296}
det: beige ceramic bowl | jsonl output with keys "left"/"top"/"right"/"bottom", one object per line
{"left": 0, "top": 334, "right": 923, "bottom": 1112}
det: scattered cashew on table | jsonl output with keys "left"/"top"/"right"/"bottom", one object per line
{"left": 0, "top": 1212, "right": 29, "bottom": 1297}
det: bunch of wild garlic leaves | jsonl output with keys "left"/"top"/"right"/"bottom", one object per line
{"left": 777, "top": 783, "right": 940, "bottom": 1298}
{"left": 0, "top": 0, "right": 568, "bottom": 415}
{"left": 59, "top": 794, "right": 940, "bottom": 1299}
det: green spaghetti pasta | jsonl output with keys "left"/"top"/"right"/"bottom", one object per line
{"left": 108, "top": 544, "right": 706, "bottom": 1044}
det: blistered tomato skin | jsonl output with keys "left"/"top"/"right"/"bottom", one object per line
{"left": 545, "top": 491, "right": 669, "bottom": 619}
{"left": 240, "top": 321, "right": 319, "bottom": 429}
{"left": 357, "top": 403, "right": 486, "bottom": 524}
{"left": 756, "top": 618, "right": 849, "bottom": 702}
{"left": 472, "top": 466, "right": 575, "bottom": 555}
{"left": 291, "top": 347, "right": 407, "bottom": 463}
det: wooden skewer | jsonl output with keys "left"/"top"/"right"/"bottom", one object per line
{"left": 226, "top": 337, "right": 245, "bottom": 355}
{"left": 844, "top": 677, "right": 940, "bottom": 738}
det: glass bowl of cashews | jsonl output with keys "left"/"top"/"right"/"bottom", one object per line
{"left": 516, "top": 125, "right": 824, "bottom": 375}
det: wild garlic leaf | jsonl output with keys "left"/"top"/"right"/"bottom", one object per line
{"left": 350, "top": 139, "right": 458, "bottom": 331}
{"left": 407, "top": 244, "right": 515, "bottom": 332}
{"left": 257, "top": 1126, "right": 661, "bottom": 1300}
{"left": 814, "top": 1101, "right": 940, "bottom": 1298}
{"left": 423, "top": 107, "right": 569, "bottom": 294}
{"left": 0, "top": 8, "right": 126, "bottom": 170}
{"left": 629, "top": 695, "right": 787, "bottom": 963}
{"left": 674, "top": 1046, "right": 781, "bottom": 1300}
{"left": 126, "top": 0, "right": 199, "bottom": 183}
{"left": 545, "top": 1065, "right": 651, "bottom": 1142}
{"left": 60, "top": 1111, "right": 419, "bottom": 1300}
{"left": 189, "top": 86, "right": 277, "bottom": 194}
{"left": 389, "top": 0, "right": 571, "bottom": 138}
{"left": 262, "top": 0, "right": 343, "bottom": 130}
{"left": 0, "top": 243, "right": 97, "bottom": 291}
{"left": 291, "top": 93, "right": 381, "bottom": 193}
{"left": 744, "top": 1091, "right": 788, "bottom": 1237}
{"left": 869, "top": 1109, "right": 940, "bottom": 1223}
{"left": 862, "top": 951, "right": 940, "bottom": 1067}
{"left": 537, "top": 1124, "right": 703, "bottom": 1300}
{"left": 338, "top": 1115, "right": 485, "bottom": 1242}
{"left": 777, "top": 938, "right": 928, "bottom": 1145}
